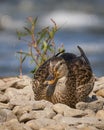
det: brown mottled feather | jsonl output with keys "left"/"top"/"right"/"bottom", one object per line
{"left": 32, "top": 46, "right": 95, "bottom": 108}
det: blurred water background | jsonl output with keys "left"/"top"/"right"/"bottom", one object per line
{"left": 0, "top": 0, "right": 104, "bottom": 77}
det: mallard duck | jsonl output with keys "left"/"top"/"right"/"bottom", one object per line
{"left": 32, "top": 46, "right": 95, "bottom": 108}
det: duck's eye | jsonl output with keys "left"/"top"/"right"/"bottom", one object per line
{"left": 60, "top": 62, "right": 63, "bottom": 66}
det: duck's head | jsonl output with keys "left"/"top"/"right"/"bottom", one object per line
{"left": 44, "top": 57, "right": 68, "bottom": 86}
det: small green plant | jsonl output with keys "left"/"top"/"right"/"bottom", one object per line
{"left": 17, "top": 17, "right": 65, "bottom": 76}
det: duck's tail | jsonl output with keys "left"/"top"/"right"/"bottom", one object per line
{"left": 77, "top": 46, "right": 91, "bottom": 66}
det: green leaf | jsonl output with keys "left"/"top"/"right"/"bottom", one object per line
{"left": 37, "top": 31, "right": 47, "bottom": 44}
{"left": 16, "top": 30, "right": 28, "bottom": 40}
{"left": 53, "top": 26, "right": 58, "bottom": 33}
{"left": 17, "top": 51, "right": 31, "bottom": 57}
{"left": 31, "top": 66, "right": 38, "bottom": 73}
{"left": 22, "top": 55, "right": 27, "bottom": 63}
{"left": 49, "top": 31, "right": 53, "bottom": 39}
{"left": 37, "top": 27, "right": 49, "bottom": 43}
{"left": 33, "top": 17, "right": 38, "bottom": 26}
{"left": 43, "top": 41, "right": 48, "bottom": 51}
{"left": 49, "top": 28, "right": 57, "bottom": 39}
{"left": 24, "top": 27, "right": 32, "bottom": 35}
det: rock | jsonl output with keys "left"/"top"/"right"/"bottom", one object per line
{"left": 53, "top": 103, "right": 89, "bottom": 117}
{"left": 0, "top": 77, "right": 20, "bottom": 91}
{"left": 53, "top": 103, "right": 69, "bottom": 114}
{"left": 19, "top": 108, "right": 56, "bottom": 122}
{"left": 32, "top": 100, "right": 53, "bottom": 110}
{"left": 0, "top": 94, "right": 8, "bottom": 103}
{"left": 26, "top": 118, "right": 56, "bottom": 130}
{"left": 53, "top": 114, "right": 64, "bottom": 120}
{"left": 0, "top": 75, "right": 32, "bottom": 91}
{"left": 76, "top": 102, "right": 89, "bottom": 110}
{"left": 95, "top": 123, "right": 104, "bottom": 130}
{"left": 2, "top": 109, "right": 17, "bottom": 121}
{"left": 77, "top": 125, "right": 98, "bottom": 130}
{"left": 58, "top": 116, "right": 104, "bottom": 127}
{"left": 84, "top": 109, "right": 95, "bottom": 117}
{"left": 93, "top": 77, "right": 104, "bottom": 93}
{"left": 44, "top": 107, "right": 56, "bottom": 118}
{"left": 39, "top": 123, "right": 72, "bottom": 130}
{"left": 10, "top": 75, "right": 32, "bottom": 89}
{"left": 5, "top": 85, "right": 34, "bottom": 106}
{"left": 1, "top": 76, "right": 20, "bottom": 82}
{"left": 0, "top": 102, "right": 12, "bottom": 109}
{"left": 96, "top": 89, "right": 104, "bottom": 98}
{"left": 96, "top": 110, "right": 104, "bottom": 119}
{"left": 0, "top": 119, "right": 29, "bottom": 130}
{"left": 0, "top": 79, "right": 5, "bottom": 88}
{"left": 13, "top": 105, "right": 33, "bottom": 119}
{"left": 0, "top": 109, "right": 7, "bottom": 123}
{"left": 0, "top": 75, "right": 104, "bottom": 130}
{"left": 19, "top": 113, "right": 34, "bottom": 122}
{"left": 76, "top": 100, "right": 104, "bottom": 112}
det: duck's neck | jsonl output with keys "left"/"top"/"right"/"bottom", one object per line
{"left": 54, "top": 76, "right": 68, "bottom": 93}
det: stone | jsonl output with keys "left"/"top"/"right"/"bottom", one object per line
{"left": 13, "top": 105, "right": 32, "bottom": 119}
{"left": 0, "top": 119, "right": 28, "bottom": 130}
{"left": 53, "top": 103, "right": 70, "bottom": 114}
{"left": 93, "top": 77, "right": 104, "bottom": 93}
{"left": 0, "top": 79, "right": 5, "bottom": 88}
{"left": 2, "top": 109, "right": 17, "bottom": 121}
{"left": 76, "top": 100, "right": 104, "bottom": 112}
{"left": 53, "top": 103, "right": 88, "bottom": 117}
{"left": 0, "top": 75, "right": 104, "bottom": 130}
{"left": 39, "top": 123, "right": 72, "bottom": 130}
{"left": 1, "top": 76, "right": 19, "bottom": 82}
{"left": 19, "top": 113, "right": 34, "bottom": 122}
{"left": 53, "top": 114, "right": 64, "bottom": 121}
{"left": 58, "top": 116, "right": 104, "bottom": 127}
{"left": 11, "top": 75, "right": 32, "bottom": 89}
{"left": 96, "top": 110, "right": 104, "bottom": 119}
{"left": 95, "top": 123, "right": 104, "bottom": 130}
{"left": 0, "top": 94, "right": 8, "bottom": 103}
{"left": 20, "top": 108, "right": 56, "bottom": 122}
{"left": 0, "top": 102, "right": 12, "bottom": 109}
{"left": 5, "top": 85, "right": 34, "bottom": 106}
{"left": 96, "top": 89, "right": 104, "bottom": 98}
{"left": 26, "top": 118, "right": 56, "bottom": 129}
{"left": 32, "top": 100, "right": 53, "bottom": 110}
{"left": 0, "top": 109, "right": 7, "bottom": 123}
{"left": 0, "top": 75, "right": 32, "bottom": 89}
{"left": 84, "top": 109, "right": 95, "bottom": 117}
{"left": 77, "top": 125, "right": 98, "bottom": 130}
{"left": 76, "top": 102, "right": 89, "bottom": 111}
{"left": 0, "top": 77, "right": 20, "bottom": 91}
{"left": 44, "top": 107, "right": 56, "bottom": 118}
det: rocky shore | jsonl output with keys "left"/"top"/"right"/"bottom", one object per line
{"left": 0, "top": 75, "right": 104, "bottom": 130}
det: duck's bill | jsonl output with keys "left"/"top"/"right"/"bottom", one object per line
{"left": 44, "top": 74, "right": 57, "bottom": 85}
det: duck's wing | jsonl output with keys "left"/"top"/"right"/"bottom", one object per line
{"left": 69, "top": 47, "right": 95, "bottom": 102}
{"left": 71, "top": 49, "right": 93, "bottom": 85}
{"left": 34, "top": 60, "right": 49, "bottom": 83}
